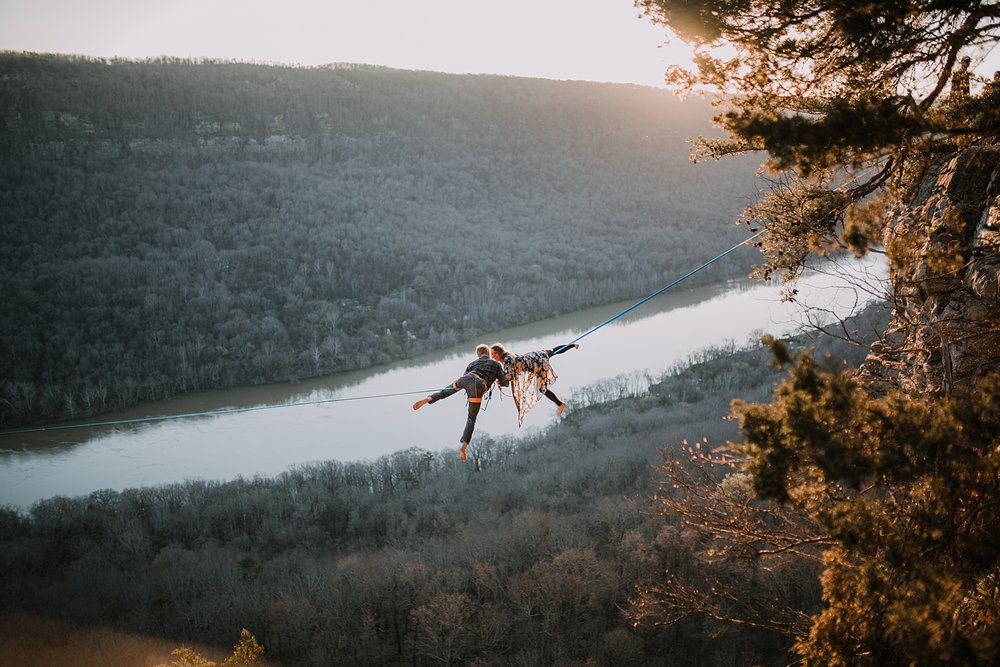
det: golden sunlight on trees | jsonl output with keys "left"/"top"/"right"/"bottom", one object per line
{"left": 638, "top": 0, "right": 1000, "bottom": 281}
{"left": 632, "top": 345, "right": 1000, "bottom": 664}
{"left": 632, "top": 1, "right": 1000, "bottom": 663}
{"left": 156, "top": 628, "right": 265, "bottom": 667}
{"left": 742, "top": 353, "right": 1000, "bottom": 664}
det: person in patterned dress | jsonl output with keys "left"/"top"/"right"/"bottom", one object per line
{"left": 489, "top": 341, "right": 579, "bottom": 425}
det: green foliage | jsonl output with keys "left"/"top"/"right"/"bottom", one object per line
{"left": 715, "top": 96, "right": 923, "bottom": 176}
{"left": 733, "top": 350, "right": 1000, "bottom": 665}
{"left": 639, "top": 0, "right": 1000, "bottom": 281}
{"left": 633, "top": 4, "right": 1000, "bottom": 663}
{"left": 0, "top": 52, "right": 761, "bottom": 427}
{"left": 840, "top": 193, "right": 893, "bottom": 257}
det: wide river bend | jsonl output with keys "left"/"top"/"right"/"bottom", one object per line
{"left": 0, "top": 255, "right": 887, "bottom": 508}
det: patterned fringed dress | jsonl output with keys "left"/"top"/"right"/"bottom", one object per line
{"left": 499, "top": 343, "right": 577, "bottom": 425}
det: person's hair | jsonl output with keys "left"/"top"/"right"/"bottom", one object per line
{"left": 475, "top": 344, "right": 490, "bottom": 357}
{"left": 489, "top": 342, "right": 511, "bottom": 358}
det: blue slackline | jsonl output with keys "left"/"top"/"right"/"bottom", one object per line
{"left": 1, "top": 230, "right": 764, "bottom": 436}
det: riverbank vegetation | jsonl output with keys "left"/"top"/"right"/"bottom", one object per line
{"left": 0, "top": 317, "right": 878, "bottom": 666}
{"left": 0, "top": 53, "right": 761, "bottom": 427}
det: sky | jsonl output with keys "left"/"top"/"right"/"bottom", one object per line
{"left": 0, "top": 0, "right": 693, "bottom": 87}
{"left": 2, "top": 1, "right": 997, "bottom": 89}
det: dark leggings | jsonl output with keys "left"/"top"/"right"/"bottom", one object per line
{"left": 429, "top": 373, "right": 487, "bottom": 444}
{"left": 542, "top": 343, "right": 574, "bottom": 406}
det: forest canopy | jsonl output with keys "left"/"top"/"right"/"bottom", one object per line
{"left": 0, "top": 53, "right": 763, "bottom": 426}
{"left": 0, "top": 330, "right": 877, "bottom": 666}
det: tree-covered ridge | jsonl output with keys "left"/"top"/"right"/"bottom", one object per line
{"left": 0, "top": 53, "right": 761, "bottom": 427}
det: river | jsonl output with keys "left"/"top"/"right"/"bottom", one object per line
{"left": 0, "top": 254, "right": 887, "bottom": 508}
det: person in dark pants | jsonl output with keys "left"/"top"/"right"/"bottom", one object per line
{"left": 490, "top": 342, "right": 579, "bottom": 425}
{"left": 412, "top": 343, "right": 509, "bottom": 461}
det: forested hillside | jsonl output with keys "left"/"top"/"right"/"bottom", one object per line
{"left": 0, "top": 53, "right": 761, "bottom": 427}
{"left": 0, "top": 323, "right": 877, "bottom": 666}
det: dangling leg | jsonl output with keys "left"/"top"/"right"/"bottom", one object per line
{"left": 456, "top": 375, "right": 485, "bottom": 461}
{"left": 544, "top": 389, "right": 567, "bottom": 416}
{"left": 459, "top": 399, "right": 480, "bottom": 461}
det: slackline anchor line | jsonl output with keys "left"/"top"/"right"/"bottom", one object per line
{"left": 0, "top": 230, "right": 765, "bottom": 437}
{"left": 0, "top": 389, "right": 442, "bottom": 436}
{"left": 550, "top": 228, "right": 767, "bottom": 355}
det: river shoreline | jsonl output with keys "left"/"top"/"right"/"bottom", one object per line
{"left": 1, "top": 278, "right": 744, "bottom": 451}
{"left": 0, "top": 256, "right": 887, "bottom": 508}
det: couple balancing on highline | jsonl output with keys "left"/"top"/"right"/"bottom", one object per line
{"left": 412, "top": 341, "right": 580, "bottom": 461}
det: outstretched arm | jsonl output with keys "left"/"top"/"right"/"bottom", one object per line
{"left": 546, "top": 343, "right": 579, "bottom": 357}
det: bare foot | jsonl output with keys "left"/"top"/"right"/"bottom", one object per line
{"left": 459, "top": 441, "right": 469, "bottom": 462}
{"left": 557, "top": 402, "right": 567, "bottom": 416}
{"left": 412, "top": 397, "right": 430, "bottom": 410}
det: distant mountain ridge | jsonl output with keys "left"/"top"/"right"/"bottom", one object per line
{"left": 0, "top": 53, "right": 762, "bottom": 425}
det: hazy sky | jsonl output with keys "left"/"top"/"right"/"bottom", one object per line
{"left": 0, "top": 0, "right": 693, "bottom": 87}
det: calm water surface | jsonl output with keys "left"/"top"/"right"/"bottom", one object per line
{"left": 0, "top": 255, "right": 887, "bottom": 507}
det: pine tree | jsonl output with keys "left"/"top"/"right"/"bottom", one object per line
{"left": 637, "top": 0, "right": 1000, "bottom": 280}
{"left": 630, "top": 2, "right": 1000, "bottom": 663}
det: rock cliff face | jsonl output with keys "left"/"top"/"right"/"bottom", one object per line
{"left": 862, "top": 147, "right": 1000, "bottom": 395}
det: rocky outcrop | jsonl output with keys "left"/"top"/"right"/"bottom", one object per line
{"left": 861, "top": 147, "right": 1000, "bottom": 395}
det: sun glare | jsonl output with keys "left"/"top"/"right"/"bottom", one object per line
{"left": 0, "top": 0, "right": 696, "bottom": 88}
